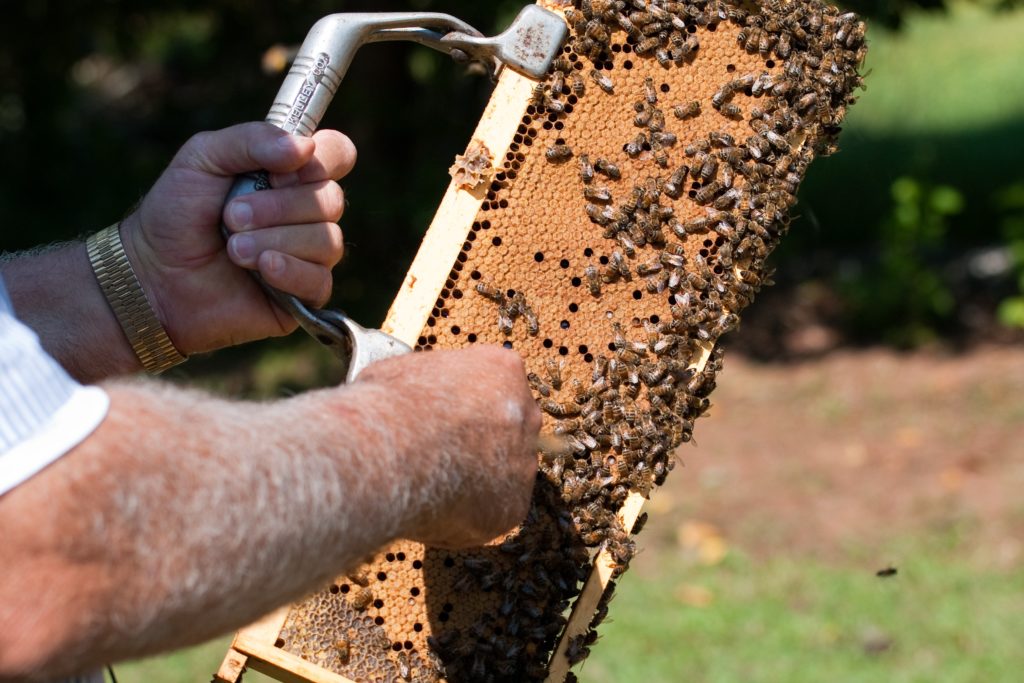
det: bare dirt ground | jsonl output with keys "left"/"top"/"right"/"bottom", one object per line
{"left": 642, "top": 344, "right": 1024, "bottom": 568}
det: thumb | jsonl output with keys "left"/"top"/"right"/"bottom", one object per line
{"left": 172, "top": 122, "right": 316, "bottom": 177}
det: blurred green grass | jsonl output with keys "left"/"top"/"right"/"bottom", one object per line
{"left": 114, "top": 529, "right": 1024, "bottom": 683}
{"left": 850, "top": 3, "right": 1024, "bottom": 133}
{"left": 583, "top": 535, "right": 1024, "bottom": 683}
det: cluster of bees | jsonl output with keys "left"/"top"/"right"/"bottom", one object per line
{"left": 444, "top": 1, "right": 864, "bottom": 681}
{"left": 276, "top": 1, "right": 864, "bottom": 681}
{"left": 278, "top": 587, "right": 438, "bottom": 683}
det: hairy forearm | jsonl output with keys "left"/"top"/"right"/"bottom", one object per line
{"left": 0, "top": 242, "right": 140, "bottom": 381}
{"left": 0, "top": 379, "right": 440, "bottom": 681}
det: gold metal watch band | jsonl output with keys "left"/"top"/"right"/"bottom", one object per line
{"left": 86, "top": 223, "right": 187, "bottom": 374}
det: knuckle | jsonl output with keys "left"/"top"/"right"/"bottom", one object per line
{"left": 187, "top": 130, "right": 214, "bottom": 152}
{"left": 325, "top": 223, "right": 344, "bottom": 260}
{"left": 320, "top": 182, "right": 345, "bottom": 221}
{"left": 178, "top": 131, "right": 214, "bottom": 167}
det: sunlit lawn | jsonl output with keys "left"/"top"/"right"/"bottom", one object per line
{"left": 115, "top": 528, "right": 1024, "bottom": 683}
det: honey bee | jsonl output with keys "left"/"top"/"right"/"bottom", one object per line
{"left": 334, "top": 638, "right": 351, "bottom": 665}
{"left": 546, "top": 144, "right": 574, "bottom": 163}
{"left": 719, "top": 163, "right": 735, "bottom": 190}
{"left": 585, "top": 17, "right": 610, "bottom": 41}
{"left": 711, "top": 85, "right": 733, "bottom": 111}
{"left": 636, "top": 35, "right": 661, "bottom": 54}
{"left": 545, "top": 358, "right": 563, "bottom": 390}
{"left": 584, "top": 265, "right": 602, "bottom": 296}
{"left": 743, "top": 26, "right": 763, "bottom": 53}
{"left": 640, "top": 20, "right": 668, "bottom": 37}
{"left": 609, "top": 250, "right": 630, "bottom": 279}
{"left": 530, "top": 83, "right": 546, "bottom": 109}
{"left": 685, "top": 140, "right": 710, "bottom": 158}
{"left": 393, "top": 658, "right": 420, "bottom": 683}
{"left": 571, "top": 71, "right": 586, "bottom": 97}
{"left": 618, "top": 187, "right": 640, "bottom": 216}
{"left": 643, "top": 76, "right": 658, "bottom": 105}
{"left": 652, "top": 131, "right": 677, "bottom": 147}
{"left": 682, "top": 34, "right": 699, "bottom": 56}
{"left": 594, "top": 158, "right": 621, "bottom": 179}
{"left": 589, "top": 69, "right": 615, "bottom": 94}
{"left": 617, "top": 233, "right": 637, "bottom": 257}
{"left": 714, "top": 187, "right": 742, "bottom": 210}
{"left": 699, "top": 155, "right": 719, "bottom": 182}
{"left": 583, "top": 185, "right": 613, "bottom": 203}
{"left": 663, "top": 166, "right": 688, "bottom": 200}
{"left": 765, "top": 130, "right": 791, "bottom": 151}
{"left": 462, "top": 557, "right": 493, "bottom": 574}
{"left": 747, "top": 134, "right": 771, "bottom": 159}
{"left": 652, "top": 141, "right": 669, "bottom": 168}
{"left": 655, "top": 47, "right": 672, "bottom": 67}
{"left": 550, "top": 69, "right": 566, "bottom": 96}
{"left": 624, "top": 133, "right": 646, "bottom": 158}
{"left": 683, "top": 215, "right": 715, "bottom": 235}
{"left": 586, "top": 203, "right": 615, "bottom": 226}
{"left": 717, "top": 242, "right": 734, "bottom": 268}
{"left": 346, "top": 567, "right": 371, "bottom": 587}
{"left": 497, "top": 309, "right": 514, "bottom": 335}
{"left": 750, "top": 72, "right": 773, "bottom": 98}
{"left": 687, "top": 270, "right": 709, "bottom": 291}
{"left": 544, "top": 94, "right": 565, "bottom": 114}
{"left": 633, "top": 105, "right": 653, "bottom": 128}
{"left": 614, "top": 11, "right": 635, "bottom": 33}
{"left": 563, "top": 8, "right": 583, "bottom": 26}
{"left": 720, "top": 103, "right": 742, "bottom": 119}
{"left": 524, "top": 306, "right": 539, "bottom": 337}
{"left": 577, "top": 154, "right": 595, "bottom": 185}
{"left": 542, "top": 399, "right": 582, "bottom": 418}
{"left": 660, "top": 250, "right": 686, "bottom": 269}
{"left": 350, "top": 587, "right": 373, "bottom": 611}
{"left": 650, "top": 204, "right": 675, "bottom": 221}
{"left": 727, "top": 5, "right": 748, "bottom": 21}
{"left": 629, "top": 10, "right": 655, "bottom": 26}
{"left": 565, "top": 634, "right": 598, "bottom": 663}
{"left": 714, "top": 312, "right": 740, "bottom": 336}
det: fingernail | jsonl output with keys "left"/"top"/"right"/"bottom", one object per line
{"left": 265, "top": 251, "right": 285, "bottom": 275}
{"left": 230, "top": 201, "right": 253, "bottom": 229}
{"left": 230, "top": 234, "right": 255, "bottom": 262}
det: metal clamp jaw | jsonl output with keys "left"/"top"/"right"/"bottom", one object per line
{"left": 224, "top": 6, "right": 567, "bottom": 382}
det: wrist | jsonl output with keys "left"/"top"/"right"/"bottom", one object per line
{"left": 117, "top": 213, "right": 179, "bottom": 348}
{"left": 88, "top": 220, "right": 186, "bottom": 374}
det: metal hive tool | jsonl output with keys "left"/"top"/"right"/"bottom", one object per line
{"left": 216, "top": 1, "right": 866, "bottom": 681}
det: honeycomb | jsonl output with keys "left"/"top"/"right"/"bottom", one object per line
{"left": 258, "top": 1, "right": 866, "bottom": 681}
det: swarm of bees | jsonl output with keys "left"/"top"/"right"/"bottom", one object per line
{"left": 275, "top": 1, "right": 865, "bottom": 681}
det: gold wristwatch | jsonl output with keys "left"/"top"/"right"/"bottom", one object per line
{"left": 86, "top": 223, "right": 187, "bottom": 374}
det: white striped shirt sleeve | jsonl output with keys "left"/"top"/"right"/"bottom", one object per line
{"left": 0, "top": 274, "right": 109, "bottom": 496}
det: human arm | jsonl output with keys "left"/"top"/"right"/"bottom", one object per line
{"left": 0, "top": 346, "right": 540, "bottom": 682}
{"left": 0, "top": 123, "right": 355, "bottom": 383}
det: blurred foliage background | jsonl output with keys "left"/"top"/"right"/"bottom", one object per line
{"left": 3, "top": 1, "right": 1024, "bottom": 682}
{"left": 2, "top": 0, "right": 1023, "bottom": 368}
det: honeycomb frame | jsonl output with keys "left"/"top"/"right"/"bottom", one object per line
{"left": 216, "top": 1, "right": 865, "bottom": 681}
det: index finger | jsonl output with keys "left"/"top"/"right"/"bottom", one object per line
{"left": 271, "top": 130, "right": 357, "bottom": 188}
